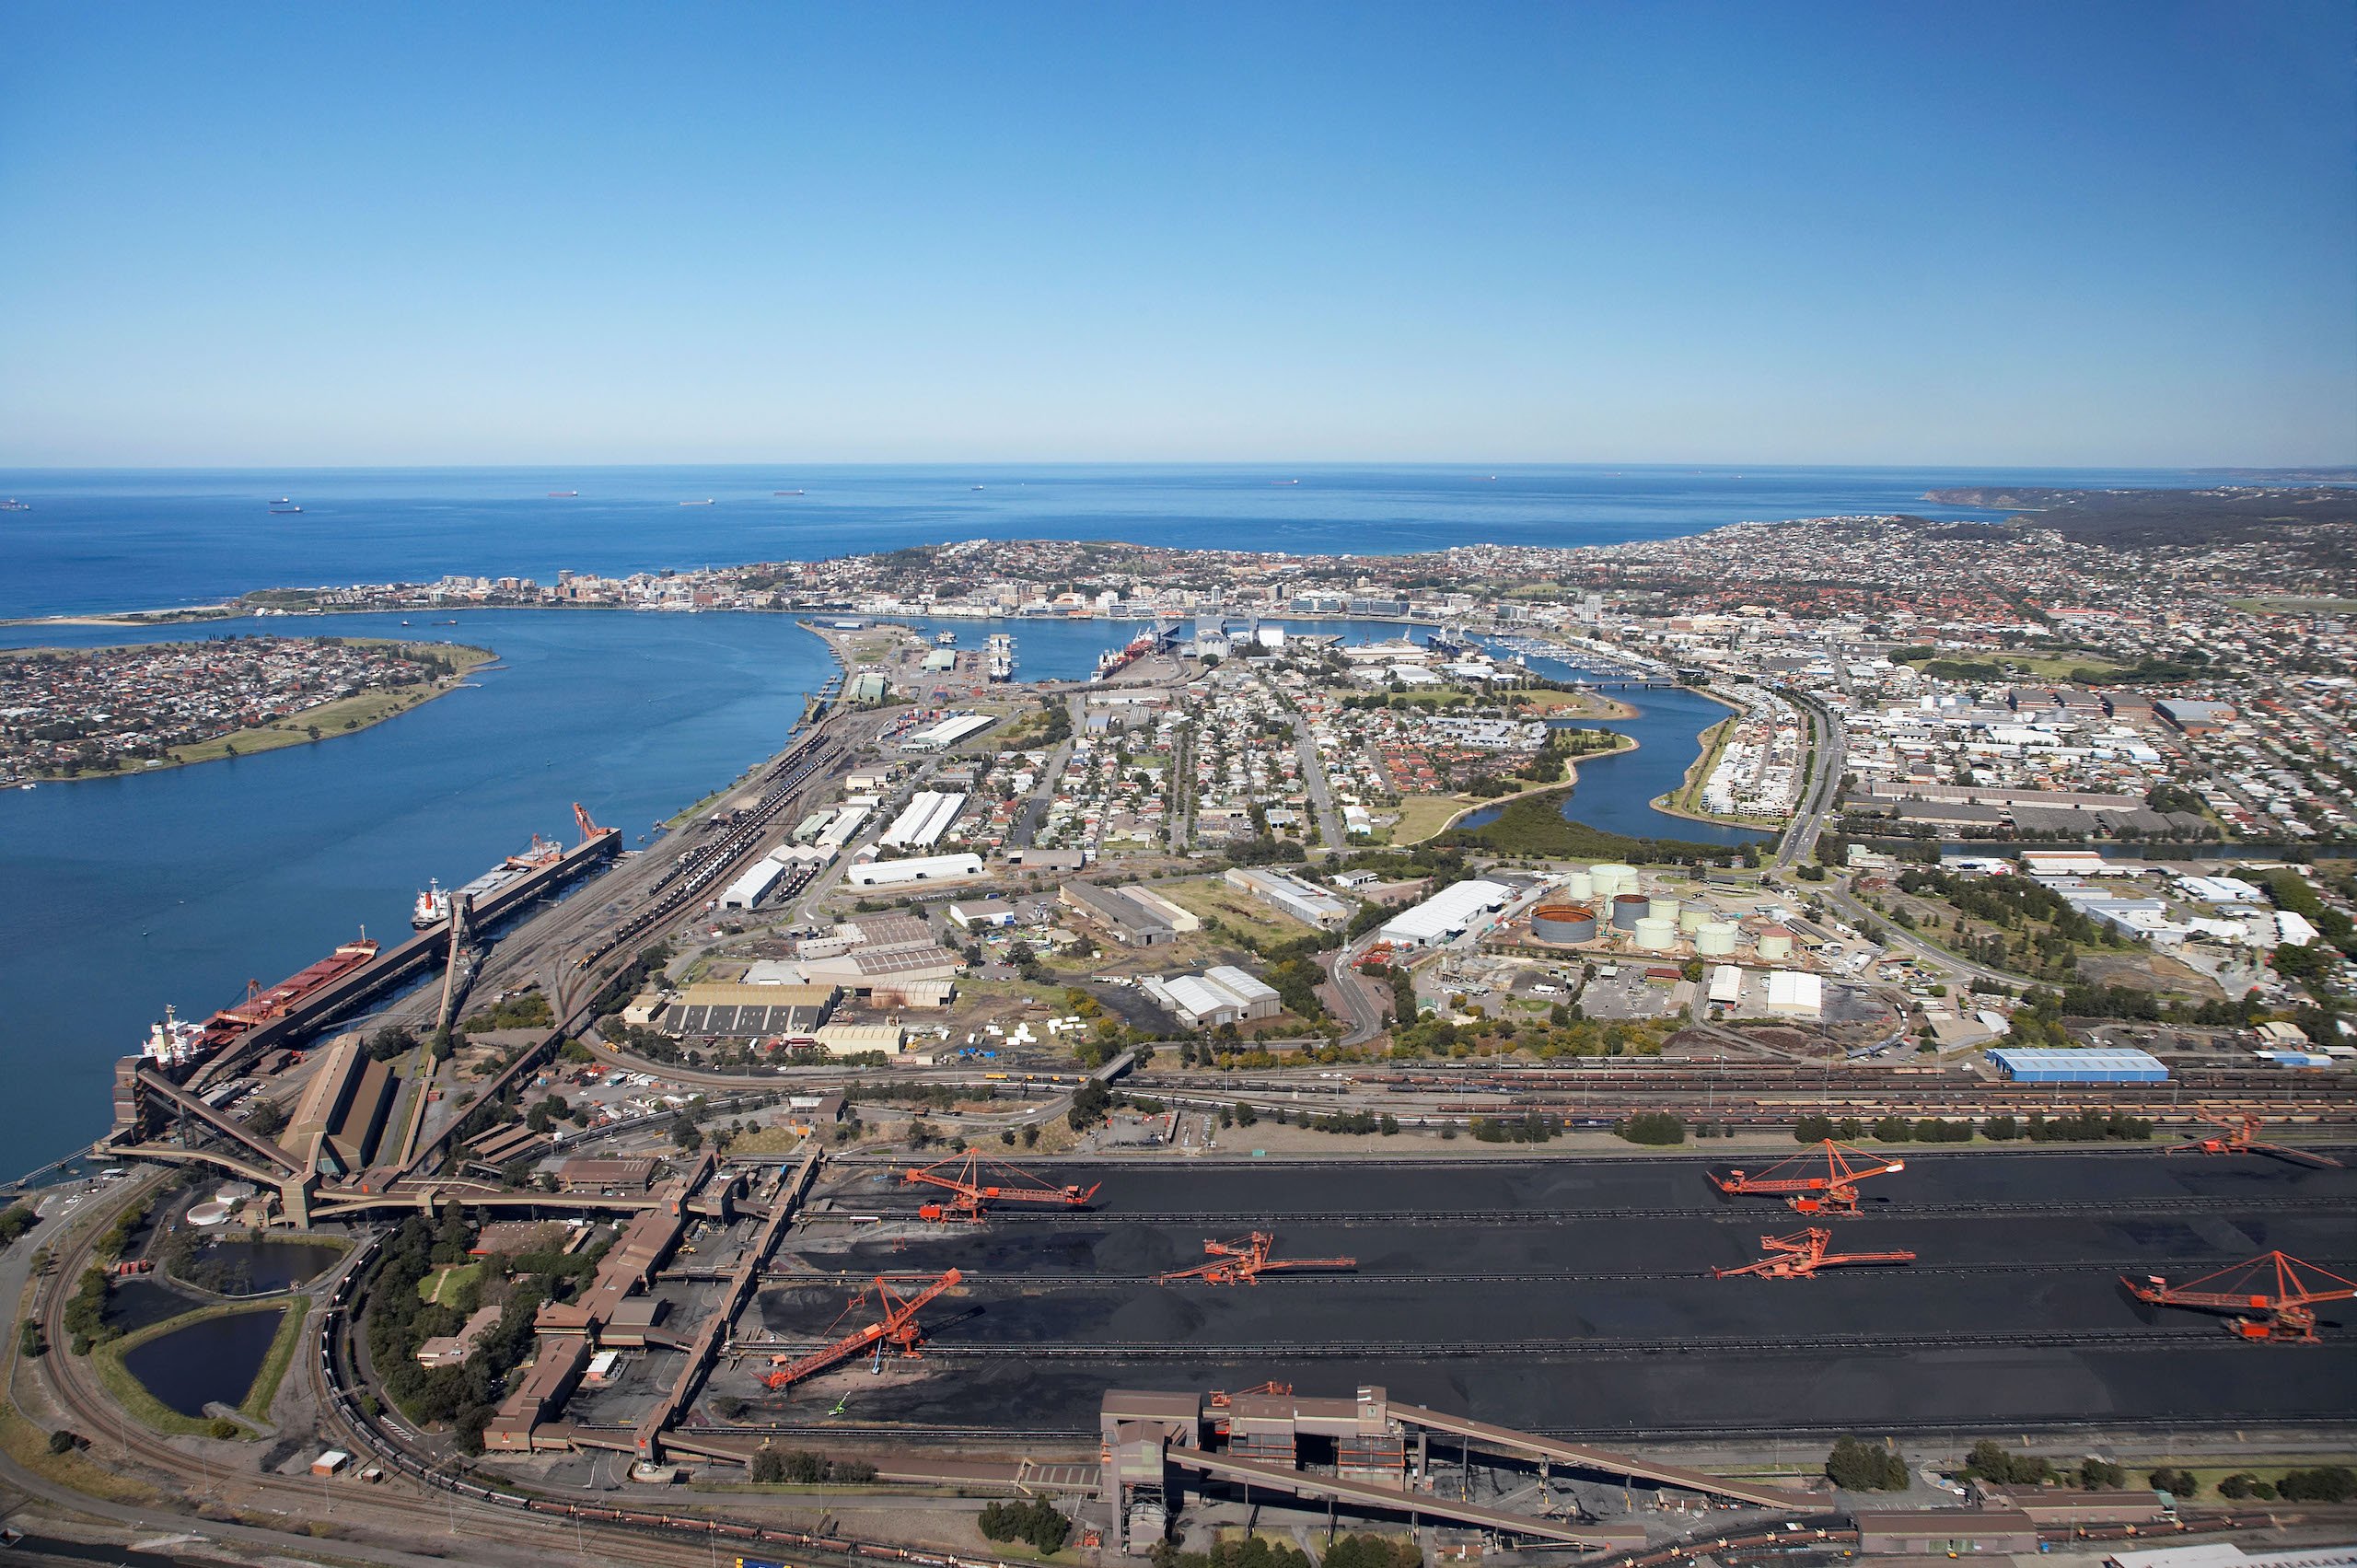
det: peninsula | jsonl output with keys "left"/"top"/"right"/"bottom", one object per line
{"left": 0, "top": 635, "right": 493, "bottom": 783}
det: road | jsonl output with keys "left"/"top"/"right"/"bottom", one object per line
{"left": 1007, "top": 694, "right": 1082, "bottom": 850}
{"left": 1322, "top": 935, "right": 1392, "bottom": 1048}
{"left": 1286, "top": 703, "right": 1345, "bottom": 853}
{"left": 1777, "top": 691, "right": 1845, "bottom": 868}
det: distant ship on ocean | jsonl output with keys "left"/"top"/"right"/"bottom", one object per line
{"left": 679, "top": 498, "right": 715, "bottom": 506}
{"left": 269, "top": 497, "right": 303, "bottom": 514}
{"left": 0, "top": 499, "right": 29, "bottom": 512}
{"left": 547, "top": 490, "right": 578, "bottom": 498}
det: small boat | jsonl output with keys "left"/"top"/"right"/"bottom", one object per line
{"left": 0, "top": 499, "right": 29, "bottom": 511}
{"left": 971, "top": 485, "right": 986, "bottom": 492}
{"left": 400, "top": 619, "right": 411, "bottom": 625}
{"left": 270, "top": 505, "right": 303, "bottom": 514}
{"left": 679, "top": 498, "right": 715, "bottom": 506}
{"left": 1271, "top": 478, "right": 1299, "bottom": 486}
{"left": 547, "top": 490, "right": 578, "bottom": 498}
{"left": 772, "top": 489, "right": 806, "bottom": 496}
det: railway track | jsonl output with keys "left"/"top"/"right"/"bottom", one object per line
{"left": 759, "top": 1255, "right": 2328, "bottom": 1287}
{"left": 963, "top": 1194, "right": 2355, "bottom": 1225}
{"left": 746, "top": 1325, "right": 2243, "bottom": 1360}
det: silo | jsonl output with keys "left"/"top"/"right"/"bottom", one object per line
{"left": 1610, "top": 894, "right": 1649, "bottom": 931}
{"left": 1696, "top": 921, "right": 1739, "bottom": 957}
{"left": 1561, "top": 870, "right": 1596, "bottom": 902}
{"left": 1757, "top": 925, "right": 1794, "bottom": 961}
{"left": 1531, "top": 904, "right": 1597, "bottom": 945}
{"left": 1647, "top": 896, "right": 1680, "bottom": 924}
{"left": 1678, "top": 904, "right": 1709, "bottom": 935}
{"left": 1633, "top": 916, "right": 1677, "bottom": 951}
{"left": 1592, "top": 863, "right": 1636, "bottom": 900}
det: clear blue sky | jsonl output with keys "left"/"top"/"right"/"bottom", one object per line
{"left": 2, "top": 2, "right": 2351, "bottom": 467}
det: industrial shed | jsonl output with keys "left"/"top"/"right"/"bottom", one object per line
{"left": 1987, "top": 1046, "right": 2168, "bottom": 1084}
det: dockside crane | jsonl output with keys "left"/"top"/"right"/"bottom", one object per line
{"left": 2122, "top": 1250, "right": 2357, "bottom": 1342}
{"left": 573, "top": 801, "right": 605, "bottom": 844}
{"left": 2166, "top": 1113, "right": 2342, "bottom": 1169}
{"left": 1156, "top": 1232, "right": 1356, "bottom": 1286}
{"left": 761, "top": 1268, "right": 963, "bottom": 1390}
{"left": 901, "top": 1150, "right": 1100, "bottom": 1223}
{"left": 1710, "top": 1139, "right": 1905, "bottom": 1214}
{"left": 1713, "top": 1226, "right": 1917, "bottom": 1280}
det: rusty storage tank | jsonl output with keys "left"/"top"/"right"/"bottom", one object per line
{"left": 1610, "top": 893, "right": 1649, "bottom": 930}
{"left": 1531, "top": 903, "right": 1597, "bottom": 945}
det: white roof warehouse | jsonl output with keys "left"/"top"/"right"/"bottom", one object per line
{"left": 1378, "top": 878, "right": 1515, "bottom": 947}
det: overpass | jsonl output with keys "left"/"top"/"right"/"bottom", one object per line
{"left": 1387, "top": 1401, "right": 1808, "bottom": 1510}
{"left": 1165, "top": 1447, "right": 1646, "bottom": 1549}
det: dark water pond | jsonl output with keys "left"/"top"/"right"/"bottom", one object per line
{"left": 103, "top": 1276, "right": 200, "bottom": 1334}
{"left": 182, "top": 1238, "right": 341, "bottom": 1295}
{"left": 120, "top": 1307, "right": 286, "bottom": 1418}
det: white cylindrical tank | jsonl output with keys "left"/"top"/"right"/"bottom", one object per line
{"left": 1678, "top": 904, "right": 1709, "bottom": 934}
{"left": 1647, "top": 896, "right": 1679, "bottom": 923}
{"left": 1562, "top": 870, "right": 1595, "bottom": 902}
{"left": 1592, "top": 864, "right": 1636, "bottom": 900}
{"left": 1633, "top": 916, "right": 1678, "bottom": 951}
{"left": 1758, "top": 926, "right": 1794, "bottom": 961}
{"left": 1696, "top": 921, "right": 1739, "bottom": 957}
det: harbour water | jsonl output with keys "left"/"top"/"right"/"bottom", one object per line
{"left": 0, "top": 610, "right": 832, "bottom": 1171}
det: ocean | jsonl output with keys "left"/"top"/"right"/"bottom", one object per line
{"left": 0, "top": 464, "right": 2197, "bottom": 1171}
{"left": 0, "top": 462, "right": 2213, "bottom": 621}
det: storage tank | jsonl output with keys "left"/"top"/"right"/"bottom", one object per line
{"left": 1531, "top": 903, "right": 1598, "bottom": 945}
{"left": 1610, "top": 894, "right": 1649, "bottom": 931}
{"left": 1633, "top": 916, "right": 1678, "bottom": 951}
{"left": 1678, "top": 904, "right": 1709, "bottom": 934}
{"left": 1592, "top": 864, "right": 1636, "bottom": 900}
{"left": 1757, "top": 925, "right": 1794, "bottom": 961}
{"left": 1647, "top": 896, "right": 1679, "bottom": 924}
{"left": 1696, "top": 921, "right": 1739, "bottom": 957}
{"left": 1561, "top": 870, "right": 1595, "bottom": 902}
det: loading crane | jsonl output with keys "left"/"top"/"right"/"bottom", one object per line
{"left": 574, "top": 801, "right": 604, "bottom": 843}
{"left": 1710, "top": 1139, "right": 1905, "bottom": 1214}
{"left": 1713, "top": 1226, "right": 1917, "bottom": 1280}
{"left": 2167, "top": 1113, "right": 2342, "bottom": 1169}
{"left": 901, "top": 1150, "right": 1100, "bottom": 1223}
{"left": 1156, "top": 1232, "right": 1356, "bottom": 1286}
{"left": 761, "top": 1268, "right": 963, "bottom": 1390}
{"left": 2122, "top": 1250, "right": 2357, "bottom": 1342}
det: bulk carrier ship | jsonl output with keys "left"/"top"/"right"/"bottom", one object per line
{"left": 412, "top": 833, "right": 565, "bottom": 927}
{"left": 140, "top": 937, "right": 382, "bottom": 1069}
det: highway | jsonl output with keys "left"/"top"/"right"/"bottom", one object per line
{"left": 1774, "top": 692, "right": 1842, "bottom": 869}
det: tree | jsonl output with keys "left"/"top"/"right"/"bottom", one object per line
{"left": 46, "top": 1429, "right": 76, "bottom": 1455}
{"left": 1826, "top": 1435, "right": 1909, "bottom": 1491}
{"left": 1615, "top": 1112, "right": 1685, "bottom": 1145}
{"left": 1067, "top": 1080, "right": 1110, "bottom": 1132}
{"left": 2146, "top": 1467, "right": 2198, "bottom": 1497}
{"left": 2077, "top": 1458, "right": 2125, "bottom": 1491}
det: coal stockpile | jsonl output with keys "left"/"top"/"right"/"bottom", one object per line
{"left": 763, "top": 1152, "right": 2357, "bottom": 1436}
